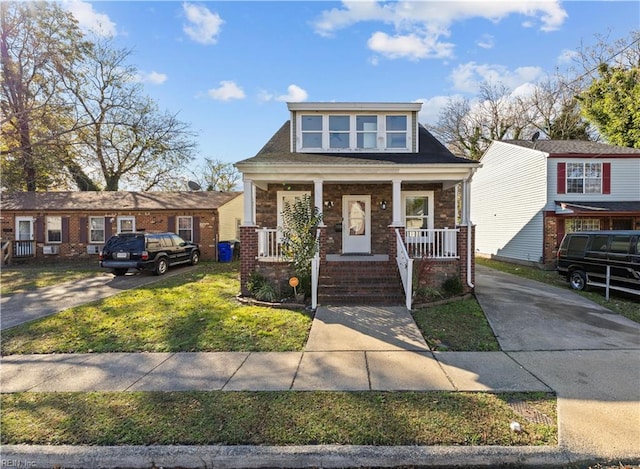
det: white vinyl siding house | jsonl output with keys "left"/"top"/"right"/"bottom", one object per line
{"left": 472, "top": 139, "right": 640, "bottom": 267}
{"left": 217, "top": 193, "right": 244, "bottom": 242}
{"left": 471, "top": 141, "right": 547, "bottom": 264}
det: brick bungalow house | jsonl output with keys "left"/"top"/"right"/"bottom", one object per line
{"left": 0, "top": 191, "right": 242, "bottom": 263}
{"left": 234, "top": 102, "right": 480, "bottom": 309}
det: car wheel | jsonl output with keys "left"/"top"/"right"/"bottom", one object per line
{"left": 569, "top": 270, "right": 587, "bottom": 291}
{"left": 155, "top": 257, "right": 169, "bottom": 276}
{"left": 114, "top": 268, "right": 128, "bottom": 276}
{"left": 190, "top": 251, "right": 200, "bottom": 266}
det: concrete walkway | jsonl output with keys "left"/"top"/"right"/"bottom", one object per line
{"left": 1, "top": 267, "right": 639, "bottom": 468}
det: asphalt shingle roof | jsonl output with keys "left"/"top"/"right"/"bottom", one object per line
{"left": 237, "top": 121, "right": 475, "bottom": 166}
{"left": 0, "top": 191, "right": 241, "bottom": 211}
{"left": 503, "top": 140, "right": 640, "bottom": 156}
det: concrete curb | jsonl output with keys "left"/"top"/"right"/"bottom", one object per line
{"left": 2, "top": 444, "right": 578, "bottom": 469}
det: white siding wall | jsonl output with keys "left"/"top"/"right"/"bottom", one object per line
{"left": 546, "top": 158, "right": 640, "bottom": 210}
{"left": 471, "top": 142, "right": 547, "bottom": 263}
{"left": 218, "top": 194, "right": 244, "bottom": 241}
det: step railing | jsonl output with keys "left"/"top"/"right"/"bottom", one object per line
{"left": 1, "top": 239, "right": 12, "bottom": 265}
{"left": 405, "top": 228, "right": 459, "bottom": 259}
{"left": 396, "top": 228, "right": 413, "bottom": 310}
{"left": 13, "top": 240, "right": 35, "bottom": 258}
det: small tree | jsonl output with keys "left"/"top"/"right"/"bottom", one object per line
{"left": 280, "top": 194, "right": 323, "bottom": 294}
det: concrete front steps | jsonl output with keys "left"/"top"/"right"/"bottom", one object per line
{"left": 317, "top": 259, "right": 405, "bottom": 305}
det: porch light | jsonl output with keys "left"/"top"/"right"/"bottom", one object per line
{"left": 324, "top": 200, "right": 334, "bottom": 208}
{"left": 380, "top": 200, "right": 388, "bottom": 210}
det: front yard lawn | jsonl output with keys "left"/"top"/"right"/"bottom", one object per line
{"left": 1, "top": 262, "right": 313, "bottom": 355}
{"left": 1, "top": 390, "right": 556, "bottom": 446}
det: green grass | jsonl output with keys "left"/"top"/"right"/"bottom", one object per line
{"left": 476, "top": 257, "right": 640, "bottom": 323}
{"left": 1, "top": 262, "right": 313, "bottom": 355}
{"left": 1, "top": 262, "right": 102, "bottom": 296}
{"left": 1, "top": 391, "right": 556, "bottom": 446}
{"left": 413, "top": 299, "right": 500, "bottom": 351}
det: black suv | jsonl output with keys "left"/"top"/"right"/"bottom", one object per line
{"left": 100, "top": 232, "right": 200, "bottom": 276}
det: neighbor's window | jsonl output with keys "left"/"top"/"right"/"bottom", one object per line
{"left": 177, "top": 216, "right": 193, "bottom": 241}
{"left": 301, "top": 115, "right": 322, "bottom": 148}
{"left": 567, "top": 162, "right": 602, "bottom": 194}
{"left": 117, "top": 216, "right": 135, "bottom": 233}
{"left": 46, "top": 216, "right": 62, "bottom": 243}
{"left": 565, "top": 218, "right": 600, "bottom": 232}
{"left": 89, "top": 217, "right": 105, "bottom": 243}
{"left": 329, "top": 115, "right": 350, "bottom": 149}
{"left": 386, "top": 115, "right": 407, "bottom": 149}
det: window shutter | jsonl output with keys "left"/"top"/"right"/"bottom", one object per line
{"left": 602, "top": 162, "right": 611, "bottom": 194}
{"left": 193, "top": 216, "right": 200, "bottom": 243}
{"left": 557, "top": 162, "right": 566, "bottom": 194}
{"left": 62, "top": 217, "right": 70, "bottom": 243}
{"left": 168, "top": 216, "right": 176, "bottom": 233}
{"left": 79, "top": 217, "right": 87, "bottom": 243}
{"left": 35, "top": 217, "right": 44, "bottom": 242}
{"left": 105, "top": 217, "right": 112, "bottom": 240}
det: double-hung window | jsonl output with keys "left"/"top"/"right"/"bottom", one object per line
{"left": 329, "top": 115, "right": 350, "bottom": 149}
{"left": 89, "top": 217, "right": 105, "bottom": 243}
{"left": 386, "top": 115, "right": 407, "bottom": 149}
{"left": 117, "top": 216, "right": 135, "bottom": 233}
{"left": 567, "top": 162, "right": 602, "bottom": 194}
{"left": 177, "top": 216, "right": 193, "bottom": 242}
{"left": 301, "top": 115, "right": 322, "bottom": 149}
{"left": 356, "top": 115, "right": 377, "bottom": 149}
{"left": 46, "top": 216, "right": 62, "bottom": 243}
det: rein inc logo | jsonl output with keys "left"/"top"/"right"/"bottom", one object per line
{"left": 1, "top": 461, "right": 36, "bottom": 468}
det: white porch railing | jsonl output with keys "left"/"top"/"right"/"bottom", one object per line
{"left": 396, "top": 229, "right": 414, "bottom": 310}
{"left": 406, "top": 228, "right": 459, "bottom": 259}
{"left": 257, "top": 228, "right": 284, "bottom": 261}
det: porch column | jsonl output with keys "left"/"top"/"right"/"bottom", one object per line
{"left": 391, "top": 179, "right": 403, "bottom": 226}
{"left": 243, "top": 179, "right": 255, "bottom": 226}
{"left": 314, "top": 179, "right": 326, "bottom": 226}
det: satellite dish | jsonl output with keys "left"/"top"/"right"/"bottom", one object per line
{"left": 531, "top": 131, "right": 540, "bottom": 142}
{"left": 187, "top": 180, "right": 202, "bottom": 191}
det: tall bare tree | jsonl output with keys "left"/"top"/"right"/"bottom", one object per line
{"left": 1, "top": 1, "right": 89, "bottom": 191}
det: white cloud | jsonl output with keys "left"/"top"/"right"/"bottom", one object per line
{"left": 65, "top": 0, "right": 116, "bottom": 37}
{"left": 313, "top": 1, "right": 567, "bottom": 61}
{"left": 183, "top": 3, "right": 224, "bottom": 45}
{"left": 208, "top": 81, "right": 245, "bottom": 101}
{"left": 277, "top": 85, "right": 308, "bottom": 102}
{"left": 476, "top": 34, "right": 495, "bottom": 49}
{"left": 134, "top": 71, "right": 168, "bottom": 85}
{"left": 451, "top": 62, "right": 545, "bottom": 94}
{"left": 415, "top": 95, "right": 462, "bottom": 125}
{"left": 557, "top": 48, "right": 579, "bottom": 65}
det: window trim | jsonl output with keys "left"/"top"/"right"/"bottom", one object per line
{"left": 46, "top": 216, "right": 62, "bottom": 244}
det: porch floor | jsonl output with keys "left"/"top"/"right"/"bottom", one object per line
{"left": 326, "top": 254, "right": 389, "bottom": 262}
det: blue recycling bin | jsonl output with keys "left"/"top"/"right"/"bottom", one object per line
{"left": 218, "top": 241, "right": 233, "bottom": 262}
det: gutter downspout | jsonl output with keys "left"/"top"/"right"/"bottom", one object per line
{"left": 464, "top": 169, "right": 478, "bottom": 289}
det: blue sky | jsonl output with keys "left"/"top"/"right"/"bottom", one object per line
{"left": 65, "top": 1, "right": 640, "bottom": 169}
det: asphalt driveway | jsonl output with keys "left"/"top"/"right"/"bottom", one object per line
{"left": 475, "top": 264, "right": 640, "bottom": 351}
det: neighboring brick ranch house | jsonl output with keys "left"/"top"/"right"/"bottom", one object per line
{"left": 234, "top": 102, "right": 480, "bottom": 309}
{"left": 0, "top": 191, "right": 243, "bottom": 263}
{"left": 470, "top": 140, "right": 640, "bottom": 268}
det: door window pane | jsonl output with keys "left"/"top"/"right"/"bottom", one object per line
{"left": 348, "top": 200, "right": 366, "bottom": 236}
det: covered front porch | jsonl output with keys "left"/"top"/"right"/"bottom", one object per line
{"left": 238, "top": 175, "right": 475, "bottom": 310}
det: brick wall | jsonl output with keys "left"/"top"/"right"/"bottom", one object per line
{"left": 239, "top": 225, "right": 258, "bottom": 296}
{"left": 2, "top": 210, "right": 219, "bottom": 262}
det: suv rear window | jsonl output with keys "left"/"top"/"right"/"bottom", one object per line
{"left": 566, "top": 235, "right": 588, "bottom": 256}
{"left": 106, "top": 235, "right": 145, "bottom": 251}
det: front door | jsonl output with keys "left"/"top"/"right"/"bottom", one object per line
{"left": 15, "top": 216, "right": 34, "bottom": 256}
{"left": 342, "top": 195, "right": 371, "bottom": 254}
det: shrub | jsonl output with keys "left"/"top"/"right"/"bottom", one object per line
{"left": 442, "top": 276, "right": 463, "bottom": 296}
{"left": 255, "top": 281, "right": 279, "bottom": 302}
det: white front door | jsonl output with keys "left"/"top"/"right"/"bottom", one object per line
{"left": 15, "top": 216, "right": 34, "bottom": 256}
{"left": 342, "top": 195, "right": 371, "bottom": 254}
